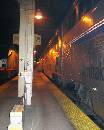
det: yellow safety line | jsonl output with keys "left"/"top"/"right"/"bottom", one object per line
{"left": 49, "top": 83, "right": 101, "bottom": 130}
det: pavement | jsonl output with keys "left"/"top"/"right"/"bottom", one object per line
{"left": 24, "top": 72, "right": 75, "bottom": 130}
{"left": 0, "top": 77, "right": 18, "bottom": 130}
{"left": 0, "top": 72, "right": 75, "bottom": 130}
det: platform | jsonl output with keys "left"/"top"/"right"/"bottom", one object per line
{"left": 0, "top": 72, "right": 100, "bottom": 130}
{"left": 24, "top": 72, "right": 75, "bottom": 130}
{"left": 0, "top": 77, "right": 18, "bottom": 130}
{"left": 0, "top": 72, "right": 74, "bottom": 130}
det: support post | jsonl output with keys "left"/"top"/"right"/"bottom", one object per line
{"left": 18, "top": 0, "right": 35, "bottom": 105}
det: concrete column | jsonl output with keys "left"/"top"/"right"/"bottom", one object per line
{"left": 18, "top": 0, "right": 35, "bottom": 104}
{"left": 18, "top": 4, "right": 26, "bottom": 97}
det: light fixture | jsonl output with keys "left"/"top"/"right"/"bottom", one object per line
{"left": 8, "top": 50, "right": 13, "bottom": 56}
{"left": 82, "top": 15, "right": 93, "bottom": 26}
{"left": 35, "top": 9, "right": 43, "bottom": 20}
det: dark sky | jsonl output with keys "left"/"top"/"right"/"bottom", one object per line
{"left": 0, "top": 0, "right": 72, "bottom": 59}
{"left": 0, "top": 0, "right": 19, "bottom": 58}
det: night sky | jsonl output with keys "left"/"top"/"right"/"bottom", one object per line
{"left": 0, "top": 0, "right": 19, "bottom": 58}
{"left": 0, "top": 0, "right": 72, "bottom": 59}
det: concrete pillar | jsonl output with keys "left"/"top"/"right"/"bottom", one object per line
{"left": 18, "top": 0, "right": 35, "bottom": 105}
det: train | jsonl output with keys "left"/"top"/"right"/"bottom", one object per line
{"left": 0, "top": 68, "right": 17, "bottom": 84}
{"left": 39, "top": 0, "right": 104, "bottom": 128}
{"left": 0, "top": 46, "right": 19, "bottom": 84}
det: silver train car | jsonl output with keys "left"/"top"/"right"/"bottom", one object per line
{"left": 40, "top": 0, "right": 104, "bottom": 128}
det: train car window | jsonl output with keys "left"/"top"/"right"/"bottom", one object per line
{"left": 84, "top": 0, "right": 99, "bottom": 12}
{"left": 62, "top": 0, "right": 100, "bottom": 35}
{"left": 63, "top": 17, "right": 68, "bottom": 35}
{"left": 71, "top": 9, "right": 76, "bottom": 27}
{"left": 85, "top": 0, "right": 93, "bottom": 12}
{"left": 78, "top": 1, "right": 85, "bottom": 18}
{"left": 68, "top": 18, "right": 72, "bottom": 30}
{"left": 62, "top": 11, "right": 71, "bottom": 35}
{"left": 68, "top": 11, "right": 74, "bottom": 30}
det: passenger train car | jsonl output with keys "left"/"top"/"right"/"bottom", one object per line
{"left": 40, "top": 0, "right": 104, "bottom": 128}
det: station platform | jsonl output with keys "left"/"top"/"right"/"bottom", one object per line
{"left": 0, "top": 77, "right": 18, "bottom": 130}
{"left": 0, "top": 71, "right": 101, "bottom": 130}
{"left": 24, "top": 72, "right": 74, "bottom": 130}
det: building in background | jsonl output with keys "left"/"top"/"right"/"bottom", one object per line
{"left": 7, "top": 45, "right": 19, "bottom": 70}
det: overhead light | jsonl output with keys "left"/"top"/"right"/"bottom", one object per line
{"left": 35, "top": 9, "right": 43, "bottom": 20}
{"left": 8, "top": 50, "right": 13, "bottom": 56}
